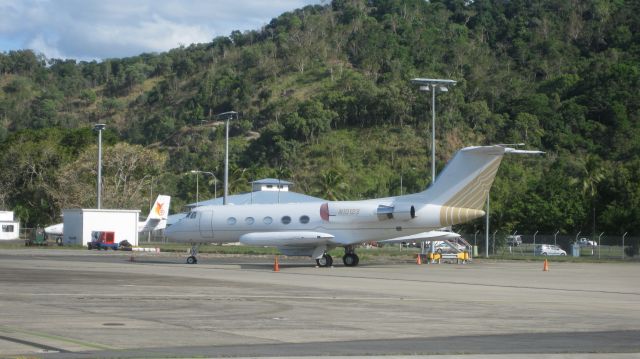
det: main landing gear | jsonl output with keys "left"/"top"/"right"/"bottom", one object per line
{"left": 316, "top": 253, "right": 333, "bottom": 267}
{"left": 186, "top": 244, "right": 199, "bottom": 264}
{"left": 342, "top": 246, "right": 359, "bottom": 267}
{"left": 316, "top": 247, "right": 360, "bottom": 267}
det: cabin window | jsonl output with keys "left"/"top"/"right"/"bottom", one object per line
{"left": 281, "top": 216, "right": 291, "bottom": 225}
{"left": 263, "top": 216, "right": 273, "bottom": 224}
{"left": 245, "top": 217, "right": 254, "bottom": 225}
{"left": 227, "top": 217, "right": 237, "bottom": 225}
{"left": 299, "top": 215, "right": 310, "bottom": 224}
{"left": 2, "top": 225, "right": 14, "bottom": 232}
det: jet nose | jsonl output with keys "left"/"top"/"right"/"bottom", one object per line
{"left": 163, "top": 220, "right": 181, "bottom": 239}
{"left": 164, "top": 217, "right": 194, "bottom": 242}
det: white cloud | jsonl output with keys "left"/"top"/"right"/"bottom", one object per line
{"left": 0, "top": 0, "right": 321, "bottom": 61}
{"left": 27, "top": 34, "right": 64, "bottom": 59}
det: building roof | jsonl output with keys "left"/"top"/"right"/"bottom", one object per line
{"left": 251, "top": 178, "right": 294, "bottom": 185}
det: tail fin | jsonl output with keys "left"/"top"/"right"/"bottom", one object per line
{"left": 139, "top": 195, "right": 171, "bottom": 232}
{"left": 404, "top": 146, "right": 505, "bottom": 226}
{"left": 408, "top": 146, "right": 542, "bottom": 226}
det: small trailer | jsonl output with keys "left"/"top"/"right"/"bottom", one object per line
{"left": 87, "top": 231, "right": 131, "bottom": 250}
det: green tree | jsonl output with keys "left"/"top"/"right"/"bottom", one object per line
{"left": 312, "top": 168, "right": 349, "bottom": 201}
{"left": 53, "top": 143, "right": 167, "bottom": 210}
{"left": 571, "top": 155, "right": 605, "bottom": 237}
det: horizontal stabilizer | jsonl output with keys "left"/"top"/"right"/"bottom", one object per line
{"left": 239, "top": 231, "right": 334, "bottom": 247}
{"left": 379, "top": 230, "right": 461, "bottom": 244}
{"left": 504, "top": 147, "right": 545, "bottom": 155}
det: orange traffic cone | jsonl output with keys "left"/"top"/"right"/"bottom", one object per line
{"left": 273, "top": 256, "right": 280, "bottom": 272}
{"left": 416, "top": 254, "right": 422, "bottom": 265}
{"left": 543, "top": 259, "right": 549, "bottom": 272}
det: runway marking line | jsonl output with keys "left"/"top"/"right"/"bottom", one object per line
{"left": 0, "top": 325, "right": 114, "bottom": 351}
{"left": 0, "top": 334, "right": 66, "bottom": 353}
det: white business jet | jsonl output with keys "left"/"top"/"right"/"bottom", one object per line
{"left": 44, "top": 195, "right": 172, "bottom": 238}
{"left": 165, "top": 145, "right": 541, "bottom": 266}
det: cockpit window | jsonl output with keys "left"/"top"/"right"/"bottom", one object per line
{"left": 188, "top": 212, "right": 197, "bottom": 219}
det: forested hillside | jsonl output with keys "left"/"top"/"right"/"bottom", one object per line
{"left": 1, "top": 0, "right": 639, "bottom": 239}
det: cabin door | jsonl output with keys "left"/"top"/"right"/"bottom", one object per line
{"left": 199, "top": 210, "right": 214, "bottom": 238}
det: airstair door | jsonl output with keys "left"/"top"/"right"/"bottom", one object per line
{"left": 199, "top": 210, "right": 214, "bottom": 238}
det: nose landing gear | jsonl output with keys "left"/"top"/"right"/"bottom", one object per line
{"left": 186, "top": 244, "right": 199, "bottom": 264}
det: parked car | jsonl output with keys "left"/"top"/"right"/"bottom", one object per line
{"left": 577, "top": 238, "right": 598, "bottom": 247}
{"left": 536, "top": 244, "right": 566, "bottom": 256}
{"left": 434, "top": 240, "right": 466, "bottom": 253}
{"left": 506, "top": 235, "right": 522, "bottom": 247}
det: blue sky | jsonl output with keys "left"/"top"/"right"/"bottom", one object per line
{"left": 0, "top": 0, "right": 322, "bottom": 61}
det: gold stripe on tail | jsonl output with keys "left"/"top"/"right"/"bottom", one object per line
{"left": 439, "top": 206, "right": 486, "bottom": 227}
{"left": 439, "top": 157, "right": 501, "bottom": 226}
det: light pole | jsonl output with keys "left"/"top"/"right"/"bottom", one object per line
{"left": 485, "top": 192, "right": 490, "bottom": 257}
{"left": 411, "top": 78, "right": 456, "bottom": 184}
{"left": 216, "top": 111, "right": 237, "bottom": 205}
{"left": 93, "top": 124, "right": 106, "bottom": 209}
{"left": 190, "top": 170, "right": 217, "bottom": 207}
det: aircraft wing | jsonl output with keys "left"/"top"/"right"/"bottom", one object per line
{"left": 378, "top": 230, "right": 461, "bottom": 244}
{"left": 44, "top": 223, "right": 64, "bottom": 236}
{"left": 239, "top": 231, "right": 334, "bottom": 247}
{"left": 138, "top": 218, "right": 163, "bottom": 233}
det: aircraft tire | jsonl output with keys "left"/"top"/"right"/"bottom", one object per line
{"left": 316, "top": 254, "right": 333, "bottom": 267}
{"left": 186, "top": 256, "right": 198, "bottom": 264}
{"left": 343, "top": 253, "right": 359, "bottom": 267}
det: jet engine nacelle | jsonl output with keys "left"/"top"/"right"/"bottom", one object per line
{"left": 376, "top": 204, "right": 416, "bottom": 221}
{"left": 320, "top": 202, "right": 416, "bottom": 223}
{"left": 392, "top": 204, "right": 416, "bottom": 220}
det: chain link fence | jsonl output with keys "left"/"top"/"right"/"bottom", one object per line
{"left": 461, "top": 232, "right": 639, "bottom": 259}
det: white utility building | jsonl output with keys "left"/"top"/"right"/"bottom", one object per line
{"left": 0, "top": 211, "right": 20, "bottom": 240}
{"left": 63, "top": 209, "right": 140, "bottom": 246}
